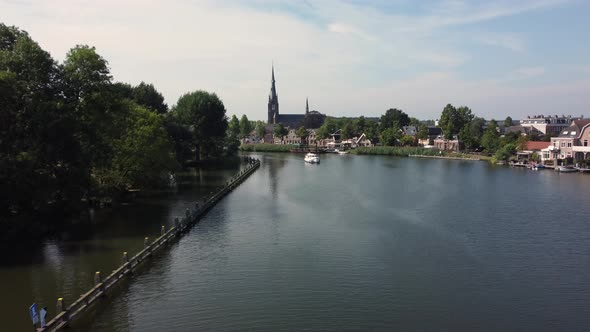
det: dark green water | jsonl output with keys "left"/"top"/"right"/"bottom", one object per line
{"left": 4, "top": 154, "right": 590, "bottom": 331}
{"left": 0, "top": 164, "right": 241, "bottom": 332}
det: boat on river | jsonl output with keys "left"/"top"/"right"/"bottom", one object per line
{"left": 304, "top": 153, "right": 320, "bottom": 164}
{"left": 556, "top": 166, "right": 577, "bottom": 173}
{"left": 335, "top": 149, "right": 348, "bottom": 155}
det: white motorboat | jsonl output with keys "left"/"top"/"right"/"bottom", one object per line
{"left": 304, "top": 153, "right": 320, "bottom": 164}
{"left": 556, "top": 166, "right": 577, "bottom": 173}
{"left": 335, "top": 149, "right": 348, "bottom": 155}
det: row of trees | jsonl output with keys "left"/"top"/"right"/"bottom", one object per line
{"left": 1, "top": 24, "right": 232, "bottom": 241}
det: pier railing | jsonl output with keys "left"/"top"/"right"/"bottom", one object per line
{"left": 36, "top": 157, "right": 260, "bottom": 332}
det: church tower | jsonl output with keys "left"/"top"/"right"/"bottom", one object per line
{"left": 306, "top": 97, "right": 309, "bottom": 114}
{"left": 268, "top": 65, "right": 279, "bottom": 124}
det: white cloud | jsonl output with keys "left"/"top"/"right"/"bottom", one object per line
{"left": 476, "top": 33, "right": 526, "bottom": 52}
{"left": 0, "top": 0, "right": 581, "bottom": 121}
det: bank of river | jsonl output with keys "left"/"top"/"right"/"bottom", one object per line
{"left": 77, "top": 153, "right": 589, "bottom": 331}
{"left": 0, "top": 163, "right": 243, "bottom": 332}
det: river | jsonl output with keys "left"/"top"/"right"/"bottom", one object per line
{"left": 4, "top": 153, "right": 590, "bottom": 331}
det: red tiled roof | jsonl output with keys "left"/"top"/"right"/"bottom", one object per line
{"left": 525, "top": 141, "right": 551, "bottom": 151}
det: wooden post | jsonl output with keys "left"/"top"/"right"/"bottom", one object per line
{"left": 123, "top": 252, "right": 129, "bottom": 263}
{"left": 161, "top": 225, "right": 165, "bottom": 236}
{"left": 94, "top": 271, "right": 102, "bottom": 285}
{"left": 56, "top": 297, "right": 67, "bottom": 321}
{"left": 144, "top": 237, "right": 149, "bottom": 247}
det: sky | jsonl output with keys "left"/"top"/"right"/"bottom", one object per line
{"left": 2, "top": 0, "right": 590, "bottom": 121}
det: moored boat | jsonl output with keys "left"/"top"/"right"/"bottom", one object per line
{"left": 556, "top": 166, "right": 577, "bottom": 173}
{"left": 304, "top": 153, "right": 320, "bottom": 164}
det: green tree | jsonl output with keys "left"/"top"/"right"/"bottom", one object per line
{"left": 255, "top": 121, "right": 266, "bottom": 140}
{"left": 481, "top": 120, "right": 500, "bottom": 152}
{"left": 342, "top": 120, "right": 355, "bottom": 139}
{"left": 494, "top": 143, "right": 516, "bottom": 161}
{"left": 316, "top": 118, "right": 337, "bottom": 139}
{"left": 172, "top": 91, "right": 229, "bottom": 160}
{"left": 439, "top": 104, "right": 474, "bottom": 140}
{"left": 273, "top": 123, "right": 288, "bottom": 140}
{"left": 399, "top": 135, "right": 416, "bottom": 146}
{"left": 356, "top": 116, "right": 367, "bottom": 133}
{"left": 296, "top": 126, "right": 309, "bottom": 145}
{"left": 379, "top": 108, "right": 410, "bottom": 132}
{"left": 239, "top": 114, "right": 252, "bottom": 139}
{"left": 228, "top": 115, "right": 240, "bottom": 138}
{"left": 380, "top": 127, "right": 399, "bottom": 146}
{"left": 503, "top": 116, "right": 513, "bottom": 128}
{"left": 417, "top": 124, "right": 429, "bottom": 140}
{"left": 94, "top": 104, "right": 178, "bottom": 193}
{"left": 132, "top": 82, "right": 168, "bottom": 114}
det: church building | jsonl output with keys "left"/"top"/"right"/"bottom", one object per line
{"left": 267, "top": 66, "right": 325, "bottom": 129}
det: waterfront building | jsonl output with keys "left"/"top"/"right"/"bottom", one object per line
{"left": 546, "top": 119, "right": 590, "bottom": 163}
{"left": 433, "top": 135, "right": 462, "bottom": 152}
{"left": 418, "top": 127, "right": 443, "bottom": 147}
{"left": 520, "top": 114, "right": 575, "bottom": 135}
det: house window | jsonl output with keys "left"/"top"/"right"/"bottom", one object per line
{"left": 568, "top": 142, "right": 572, "bottom": 147}
{"left": 561, "top": 142, "right": 565, "bottom": 147}
{"left": 585, "top": 140, "right": 588, "bottom": 147}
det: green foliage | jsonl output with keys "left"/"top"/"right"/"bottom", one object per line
{"left": 417, "top": 124, "right": 429, "bottom": 140}
{"left": 317, "top": 117, "right": 337, "bottom": 139}
{"left": 380, "top": 127, "right": 399, "bottom": 146}
{"left": 132, "top": 81, "right": 168, "bottom": 114}
{"left": 399, "top": 135, "right": 416, "bottom": 146}
{"left": 481, "top": 120, "right": 500, "bottom": 152}
{"left": 239, "top": 144, "right": 292, "bottom": 152}
{"left": 273, "top": 123, "right": 288, "bottom": 138}
{"left": 228, "top": 115, "right": 240, "bottom": 138}
{"left": 172, "top": 90, "right": 229, "bottom": 160}
{"left": 494, "top": 143, "right": 516, "bottom": 161}
{"left": 255, "top": 121, "right": 266, "bottom": 139}
{"left": 439, "top": 104, "right": 474, "bottom": 140}
{"left": 342, "top": 120, "right": 355, "bottom": 139}
{"left": 296, "top": 126, "right": 308, "bottom": 139}
{"left": 503, "top": 116, "right": 513, "bottom": 128}
{"left": 379, "top": 108, "right": 410, "bottom": 132}
{"left": 239, "top": 114, "right": 252, "bottom": 138}
{"left": 94, "top": 105, "right": 178, "bottom": 193}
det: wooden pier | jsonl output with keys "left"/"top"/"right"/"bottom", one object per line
{"left": 36, "top": 157, "right": 261, "bottom": 332}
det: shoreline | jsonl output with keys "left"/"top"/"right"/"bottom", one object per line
{"left": 408, "top": 154, "right": 481, "bottom": 161}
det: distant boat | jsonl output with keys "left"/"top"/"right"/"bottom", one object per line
{"left": 556, "top": 166, "right": 577, "bottom": 173}
{"left": 335, "top": 149, "right": 348, "bottom": 155}
{"left": 532, "top": 164, "right": 545, "bottom": 170}
{"left": 304, "top": 153, "right": 320, "bottom": 164}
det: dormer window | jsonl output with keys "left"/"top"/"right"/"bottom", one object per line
{"left": 571, "top": 131, "right": 576, "bottom": 135}
{"left": 563, "top": 131, "right": 568, "bottom": 135}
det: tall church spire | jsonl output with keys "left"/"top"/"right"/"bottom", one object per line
{"left": 268, "top": 64, "right": 279, "bottom": 124}
{"left": 306, "top": 97, "right": 309, "bottom": 114}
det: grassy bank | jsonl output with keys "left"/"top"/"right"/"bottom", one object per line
{"left": 350, "top": 146, "right": 483, "bottom": 160}
{"left": 239, "top": 144, "right": 293, "bottom": 153}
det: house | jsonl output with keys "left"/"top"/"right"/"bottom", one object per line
{"left": 433, "top": 135, "right": 462, "bottom": 152}
{"left": 418, "top": 127, "right": 443, "bottom": 147}
{"left": 547, "top": 119, "right": 590, "bottom": 163}
{"left": 401, "top": 126, "right": 417, "bottom": 137}
{"left": 517, "top": 141, "right": 551, "bottom": 163}
{"left": 341, "top": 133, "right": 373, "bottom": 148}
{"left": 520, "top": 114, "right": 575, "bottom": 135}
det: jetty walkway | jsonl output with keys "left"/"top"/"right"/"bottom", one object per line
{"left": 35, "top": 157, "right": 260, "bottom": 332}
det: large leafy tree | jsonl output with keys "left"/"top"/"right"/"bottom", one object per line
{"left": 94, "top": 104, "right": 178, "bottom": 193}
{"left": 481, "top": 120, "right": 500, "bottom": 152}
{"left": 316, "top": 117, "right": 337, "bottom": 139}
{"left": 273, "top": 123, "right": 288, "bottom": 139}
{"left": 132, "top": 81, "right": 168, "bottom": 114}
{"left": 380, "top": 127, "right": 399, "bottom": 146}
{"left": 228, "top": 115, "right": 240, "bottom": 138}
{"left": 439, "top": 104, "right": 474, "bottom": 140}
{"left": 1, "top": 24, "right": 84, "bottom": 216}
{"left": 296, "top": 126, "right": 309, "bottom": 144}
{"left": 172, "top": 91, "right": 229, "bottom": 160}
{"left": 239, "top": 114, "right": 252, "bottom": 139}
{"left": 255, "top": 121, "right": 266, "bottom": 140}
{"left": 379, "top": 108, "right": 410, "bottom": 132}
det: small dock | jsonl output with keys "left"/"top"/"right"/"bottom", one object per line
{"left": 36, "top": 157, "right": 261, "bottom": 332}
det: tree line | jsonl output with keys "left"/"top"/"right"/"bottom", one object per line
{"left": 1, "top": 24, "right": 232, "bottom": 242}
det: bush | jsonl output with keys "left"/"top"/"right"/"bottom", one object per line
{"left": 239, "top": 144, "right": 292, "bottom": 153}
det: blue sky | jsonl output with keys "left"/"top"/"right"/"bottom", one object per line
{"left": 2, "top": 0, "right": 589, "bottom": 120}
